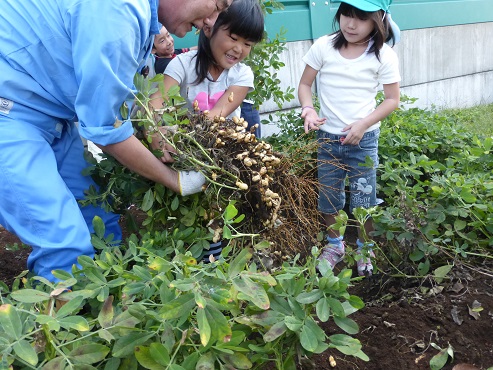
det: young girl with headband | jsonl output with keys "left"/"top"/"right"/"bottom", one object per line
{"left": 298, "top": 0, "right": 401, "bottom": 276}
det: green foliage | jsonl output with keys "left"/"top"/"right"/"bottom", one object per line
{"left": 243, "top": 1, "right": 295, "bottom": 110}
{"left": 375, "top": 96, "right": 493, "bottom": 274}
{"left": 0, "top": 224, "right": 365, "bottom": 369}
{"left": 442, "top": 103, "right": 493, "bottom": 137}
{"left": 245, "top": 27, "right": 295, "bottom": 110}
{"left": 265, "top": 94, "right": 493, "bottom": 277}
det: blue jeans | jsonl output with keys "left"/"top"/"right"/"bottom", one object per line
{"left": 240, "top": 102, "right": 261, "bottom": 138}
{"left": 317, "top": 129, "right": 380, "bottom": 215}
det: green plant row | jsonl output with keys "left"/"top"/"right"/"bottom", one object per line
{"left": 0, "top": 217, "right": 367, "bottom": 370}
{"left": 265, "top": 95, "right": 493, "bottom": 276}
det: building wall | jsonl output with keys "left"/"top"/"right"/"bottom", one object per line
{"left": 260, "top": 21, "right": 493, "bottom": 136}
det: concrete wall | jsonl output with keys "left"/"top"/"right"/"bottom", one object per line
{"left": 260, "top": 22, "right": 493, "bottom": 136}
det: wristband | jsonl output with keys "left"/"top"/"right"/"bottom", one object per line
{"left": 301, "top": 106, "right": 316, "bottom": 111}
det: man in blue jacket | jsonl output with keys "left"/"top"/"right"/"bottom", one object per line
{"left": 0, "top": 0, "right": 231, "bottom": 281}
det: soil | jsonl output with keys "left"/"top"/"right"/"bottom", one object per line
{"left": 1, "top": 223, "right": 492, "bottom": 370}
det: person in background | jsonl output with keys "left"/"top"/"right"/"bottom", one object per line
{"left": 298, "top": 0, "right": 401, "bottom": 276}
{"left": 0, "top": 0, "right": 232, "bottom": 282}
{"left": 141, "top": 24, "right": 198, "bottom": 78}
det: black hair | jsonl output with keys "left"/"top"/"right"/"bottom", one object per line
{"left": 193, "top": 0, "right": 264, "bottom": 84}
{"left": 332, "top": 2, "right": 396, "bottom": 61}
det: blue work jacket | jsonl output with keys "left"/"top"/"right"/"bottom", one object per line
{"left": 0, "top": 0, "right": 160, "bottom": 145}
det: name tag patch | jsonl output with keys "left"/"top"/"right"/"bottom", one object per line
{"left": 0, "top": 98, "right": 14, "bottom": 115}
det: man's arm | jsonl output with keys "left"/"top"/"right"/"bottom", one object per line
{"left": 98, "top": 135, "right": 180, "bottom": 193}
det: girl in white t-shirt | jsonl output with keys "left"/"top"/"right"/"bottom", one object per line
{"left": 156, "top": 0, "right": 264, "bottom": 121}
{"left": 298, "top": 0, "right": 401, "bottom": 276}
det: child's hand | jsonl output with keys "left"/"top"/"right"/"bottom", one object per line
{"left": 340, "top": 120, "right": 366, "bottom": 145}
{"left": 301, "top": 109, "right": 326, "bottom": 134}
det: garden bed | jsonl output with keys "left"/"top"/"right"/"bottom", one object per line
{"left": 1, "top": 223, "right": 491, "bottom": 370}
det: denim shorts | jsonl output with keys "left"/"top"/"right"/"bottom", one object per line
{"left": 317, "top": 129, "right": 380, "bottom": 214}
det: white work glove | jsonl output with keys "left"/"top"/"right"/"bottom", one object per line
{"left": 178, "top": 170, "right": 206, "bottom": 196}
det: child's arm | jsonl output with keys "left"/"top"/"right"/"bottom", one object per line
{"left": 207, "top": 85, "right": 249, "bottom": 119}
{"left": 341, "top": 82, "right": 400, "bottom": 145}
{"left": 298, "top": 65, "right": 326, "bottom": 134}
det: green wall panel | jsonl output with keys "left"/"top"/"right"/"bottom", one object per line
{"left": 175, "top": 0, "right": 492, "bottom": 47}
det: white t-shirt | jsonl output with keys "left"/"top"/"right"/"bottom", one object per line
{"left": 302, "top": 34, "right": 401, "bottom": 134}
{"left": 165, "top": 50, "right": 254, "bottom": 119}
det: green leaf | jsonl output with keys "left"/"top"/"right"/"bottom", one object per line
{"left": 113, "top": 332, "right": 155, "bottom": 358}
{"left": 10, "top": 289, "right": 51, "bottom": 303}
{"left": 263, "top": 321, "right": 287, "bottom": 342}
{"left": 316, "top": 298, "right": 331, "bottom": 322}
{"left": 98, "top": 295, "right": 114, "bottom": 328}
{"left": 42, "top": 356, "right": 66, "bottom": 370}
{"left": 0, "top": 304, "right": 22, "bottom": 339}
{"left": 326, "top": 297, "right": 346, "bottom": 317}
{"left": 204, "top": 304, "right": 232, "bottom": 343}
{"left": 149, "top": 342, "right": 170, "bottom": 366}
{"left": 84, "top": 268, "right": 107, "bottom": 285}
{"left": 171, "top": 196, "right": 179, "bottom": 211}
{"left": 429, "top": 347, "right": 450, "bottom": 370}
{"left": 228, "top": 248, "right": 253, "bottom": 278}
{"left": 418, "top": 259, "right": 431, "bottom": 276}
{"left": 36, "top": 314, "right": 61, "bottom": 331}
{"left": 142, "top": 190, "right": 155, "bottom": 212}
{"left": 453, "top": 219, "right": 467, "bottom": 231}
{"left": 222, "top": 224, "right": 232, "bottom": 239}
{"left": 242, "top": 271, "right": 277, "bottom": 286}
{"left": 218, "top": 352, "right": 252, "bottom": 369}
{"left": 333, "top": 316, "right": 359, "bottom": 335}
{"left": 328, "top": 334, "right": 362, "bottom": 356}
{"left": 296, "top": 289, "right": 323, "bottom": 304}
{"left": 134, "top": 346, "right": 166, "bottom": 370}
{"left": 223, "top": 203, "right": 239, "bottom": 221}
{"left": 253, "top": 240, "right": 270, "bottom": 250}
{"left": 58, "top": 316, "right": 90, "bottom": 332}
{"left": 56, "top": 295, "right": 84, "bottom": 318}
{"left": 409, "top": 249, "right": 424, "bottom": 262}
{"left": 284, "top": 316, "right": 303, "bottom": 331}
{"left": 233, "top": 275, "right": 270, "bottom": 310}
{"left": 196, "top": 352, "right": 215, "bottom": 370}
{"left": 459, "top": 188, "right": 476, "bottom": 203}
{"left": 433, "top": 265, "right": 453, "bottom": 284}
{"left": 92, "top": 216, "right": 105, "bottom": 239}
{"left": 197, "top": 308, "right": 212, "bottom": 346}
{"left": 13, "top": 339, "right": 38, "bottom": 366}
{"left": 103, "top": 358, "right": 121, "bottom": 370}
{"left": 300, "top": 323, "right": 319, "bottom": 352}
{"left": 346, "top": 295, "right": 365, "bottom": 310}
{"left": 160, "top": 294, "right": 195, "bottom": 320}
{"left": 168, "top": 365, "right": 186, "bottom": 370}
{"left": 69, "top": 344, "right": 110, "bottom": 364}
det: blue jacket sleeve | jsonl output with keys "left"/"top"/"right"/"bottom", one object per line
{"left": 67, "top": 0, "right": 153, "bottom": 145}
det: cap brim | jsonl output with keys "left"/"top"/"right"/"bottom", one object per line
{"left": 337, "top": 0, "right": 381, "bottom": 12}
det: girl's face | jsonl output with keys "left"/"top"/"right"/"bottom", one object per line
{"left": 153, "top": 26, "right": 175, "bottom": 58}
{"left": 209, "top": 26, "right": 253, "bottom": 70}
{"left": 340, "top": 13, "right": 375, "bottom": 45}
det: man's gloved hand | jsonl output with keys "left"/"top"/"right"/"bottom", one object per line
{"left": 178, "top": 170, "right": 206, "bottom": 196}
